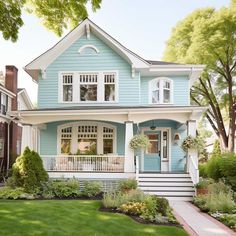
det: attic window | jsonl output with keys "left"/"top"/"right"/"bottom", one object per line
{"left": 78, "top": 45, "right": 99, "bottom": 54}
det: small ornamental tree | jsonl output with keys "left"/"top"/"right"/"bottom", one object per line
{"left": 12, "top": 147, "right": 48, "bottom": 192}
{"left": 211, "top": 140, "right": 221, "bottom": 158}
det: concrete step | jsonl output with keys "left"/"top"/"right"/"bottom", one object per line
{"left": 138, "top": 182, "right": 194, "bottom": 187}
{"left": 165, "top": 196, "right": 194, "bottom": 201}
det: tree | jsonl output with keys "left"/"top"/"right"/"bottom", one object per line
{"left": 0, "top": 0, "right": 102, "bottom": 42}
{"left": 163, "top": 3, "right": 236, "bottom": 152}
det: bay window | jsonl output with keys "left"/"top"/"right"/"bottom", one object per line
{"left": 149, "top": 77, "right": 173, "bottom": 104}
{"left": 59, "top": 71, "right": 117, "bottom": 103}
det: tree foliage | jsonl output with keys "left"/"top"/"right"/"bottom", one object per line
{"left": 163, "top": 2, "right": 236, "bottom": 151}
{"left": 0, "top": 0, "right": 102, "bottom": 42}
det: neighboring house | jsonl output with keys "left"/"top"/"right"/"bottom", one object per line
{"left": 0, "top": 66, "right": 33, "bottom": 174}
{"left": 11, "top": 19, "right": 206, "bottom": 200}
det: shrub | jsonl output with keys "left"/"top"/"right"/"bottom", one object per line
{"left": 118, "top": 179, "right": 137, "bottom": 192}
{"left": 199, "top": 164, "right": 208, "bottom": 178}
{"left": 205, "top": 156, "right": 222, "bottom": 180}
{"left": 155, "top": 197, "right": 169, "bottom": 216}
{"left": 102, "top": 189, "right": 146, "bottom": 208}
{"left": 195, "top": 178, "right": 214, "bottom": 189}
{"left": 211, "top": 140, "right": 221, "bottom": 158}
{"left": 119, "top": 202, "right": 146, "bottom": 215}
{"left": 11, "top": 147, "right": 48, "bottom": 193}
{"left": 42, "top": 179, "right": 80, "bottom": 198}
{"left": 219, "top": 214, "right": 236, "bottom": 231}
{"left": 0, "top": 187, "right": 35, "bottom": 200}
{"left": 83, "top": 181, "right": 102, "bottom": 197}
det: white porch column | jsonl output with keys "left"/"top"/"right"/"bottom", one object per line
{"left": 187, "top": 120, "right": 198, "bottom": 167}
{"left": 21, "top": 125, "right": 33, "bottom": 152}
{"left": 124, "top": 121, "right": 135, "bottom": 173}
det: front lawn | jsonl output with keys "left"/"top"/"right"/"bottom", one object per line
{"left": 0, "top": 200, "right": 187, "bottom": 236}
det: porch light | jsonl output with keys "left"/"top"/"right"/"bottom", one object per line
{"left": 150, "top": 120, "right": 156, "bottom": 130}
{"left": 174, "top": 133, "right": 181, "bottom": 143}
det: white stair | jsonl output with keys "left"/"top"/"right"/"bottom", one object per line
{"left": 138, "top": 173, "right": 195, "bottom": 201}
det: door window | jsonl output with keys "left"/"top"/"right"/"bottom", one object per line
{"left": 146, "top": 134, "right": 159, "bottom": 154}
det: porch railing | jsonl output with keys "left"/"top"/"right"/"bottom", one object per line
{"left": 41, "top": 155, "right": 125, "bottom": 172}
{"left": 188, "top": 155, "right": 199, "bottom": 185}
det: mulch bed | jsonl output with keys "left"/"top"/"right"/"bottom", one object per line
{"left": 99, "top": 205, "right": 182, "bottom": 227}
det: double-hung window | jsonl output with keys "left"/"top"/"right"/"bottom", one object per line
{"left": 149, "top": 78, "right": 173, "bottom": 104}
{"left": 59, "top": 72, "right": 117, "bottom": 103}
{"left": 0, "top": 93, "right": 7, "bottom": 115}
{"left": 62, "top": 74, "right": 73, "bottom": 102}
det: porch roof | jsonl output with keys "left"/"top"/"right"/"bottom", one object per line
{"left": 9, "top": 106, "right": 206, "bottom": 125}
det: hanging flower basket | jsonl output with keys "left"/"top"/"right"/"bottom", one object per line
{"left": 129, "top": 134, "right": 150, "bottom": 151}
{"left": 181, "top": 135, "right": 204, "bottom": 153}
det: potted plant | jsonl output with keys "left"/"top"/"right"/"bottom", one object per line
{"left": 129, "top": 134, "right": 150, "bottom": 151}
{"left": 181, "top": 135, "right": 204, "bottom": 153}
{"left": 195, "top": 179, "right": 213, "bottom": 195}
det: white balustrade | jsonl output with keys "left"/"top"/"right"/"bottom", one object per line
{"left": 41, "top": 155, "right": 125, "bottom": 172}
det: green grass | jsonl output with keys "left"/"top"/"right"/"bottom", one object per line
{"left": 0, "top": 200, "right": 187, "bottom": 236}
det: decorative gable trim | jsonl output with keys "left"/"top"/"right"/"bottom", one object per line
{"left": 78, "top": 44, "right": 99, "bottom": 54}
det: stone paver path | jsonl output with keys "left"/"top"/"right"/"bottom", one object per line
{"left": 170, "top": 201, "right": 236, "bottom": 236}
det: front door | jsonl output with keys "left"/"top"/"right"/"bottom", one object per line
{"left": 142, "top": 129, "right": 170, "bottom": 172}
{"left": 143, "top": 130, "right": 161, "bottom": 172}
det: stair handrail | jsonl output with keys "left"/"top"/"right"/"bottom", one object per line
{"left": 188, "top": 155, "right": 199, "bottom": 185}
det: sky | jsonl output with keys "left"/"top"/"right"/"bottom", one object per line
{"left": 0, "top": 0, "right": 230, "bottom": 103}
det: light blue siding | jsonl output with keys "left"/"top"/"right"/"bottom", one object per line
{"left": 40, "top": 120, "right": 125, "bottom": 156}
{"left": 140, "top": 76, "right": 190, "bottom": 105}
{"left": 38, "top": 33, "right": 140, "bottom": 108}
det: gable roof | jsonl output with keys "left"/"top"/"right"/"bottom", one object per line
{"left": 17, "top": 88, "right": 34, "bottom": 109}
{"left": 25, "top": 18, "right": 205, "bottom": 85}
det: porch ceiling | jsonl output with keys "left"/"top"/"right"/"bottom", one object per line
{"left": 9, "top": 106, "right": 206, "bottom": 125}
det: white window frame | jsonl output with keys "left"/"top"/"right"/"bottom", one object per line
{"left": 148, "top": 77, "right": 173, "bottom": 104}
{"left": 57, "top": 121, "right": 117, "bottom": 155}
{"left": 58, "top": 71, "right": 119, "bottom": 104}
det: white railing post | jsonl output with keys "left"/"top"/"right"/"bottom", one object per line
{"left": 135, "top": 155, "right": 139, "bottom": 182}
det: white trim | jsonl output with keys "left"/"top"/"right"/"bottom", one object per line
{"left": 141, "top": 127, "right": 171, "bottom": 172}
{"left": 78, "top": 45, "right": 99, "bottom": 54}
{"left": 17, "top": 88, "right": 34, "bottom": 109}
{"left": 148, "top": 77, "right": 173, "bottom": 104}
{"left": 58, "top": 70, "right": 119, "bottom": 103}
{"left": 57, "top": 121, "right": 117, "bottom": 155}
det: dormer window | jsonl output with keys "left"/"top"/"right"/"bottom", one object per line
{"left": 149, "top": 77, "right": 173, "bottom": 104}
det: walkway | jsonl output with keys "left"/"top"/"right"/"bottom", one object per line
{"left": 169, "top": 201, "right": 236, "bottom": 236}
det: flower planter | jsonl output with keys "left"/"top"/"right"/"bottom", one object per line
{"left": 196, "top": 188, "right": 208, "bottom": 195}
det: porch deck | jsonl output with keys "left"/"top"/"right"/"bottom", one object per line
{"left": 42, "top": 155, "right": 125, "bottom": 173}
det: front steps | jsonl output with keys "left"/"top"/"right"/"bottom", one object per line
{"left": 138, "top": 173, "right": 195, "bottom": 201}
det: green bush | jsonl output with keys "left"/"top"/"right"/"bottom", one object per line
{"left": 83, "top": 181, "right": 102, "bottom": 197}
{"left": 195, "top": 178, "right": 214, "bottom": 189}
{"left": 0, "top": 187, "right": 35, "bottom": 200}
{"left": 219, "top": 214, "right": 236, "bottom": 231}
{"left": 42, "top": 179, "right": 80, "bottom": 198}
{"left": 205, "top": 156, "right": 222, "bottom": 180}
{"left": 118, "top": 179, "right": 137, "bottom": 192}
{"left": 11, "top": 147, "right": 48, "bottom": 193}
{"left": 211, "top": 140, "right": 221, "bottom": 158}
{"left": 199, "top": 164, "right": 208, "bottom": 178}
{"left": 155, "top": 197, "right": 169, "bottom": 216}
{"left": 194, "top": 181, "right": 235, "bottom": 213}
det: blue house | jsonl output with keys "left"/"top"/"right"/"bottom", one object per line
{"left": 14, "top": 19, "right": 205, "bottom": 200}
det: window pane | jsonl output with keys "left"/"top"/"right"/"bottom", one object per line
{"left": 63, "top": 85, "right": 73, "bottom": 101}
{"left": 77, "top": 139, "right": 97, "bottom": 154}
{"left": 105, "top": 84, "right": 115, "bottom": 101}
{"left": 163, "top": 131, "right": 168, "bottom": 159}
{"left": 147, "top": 134, "right": 159, "bottom": 154}
{"left": 152, "top": 90, "right": 159, "bottom": 103}
{"left": 103, "top": 139, "right": 113, "bottom": 154}
{"left": 164, "top": 81, "right": 170, "bottom": 89}
{"left": 80, "top": 85, "right": 97, "bottom": 101}
{"left": 164, "top": 89, "right": 170, "bottom": 103}
{"left": 61, "top": 139, "right": 71, "bottom": 154}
